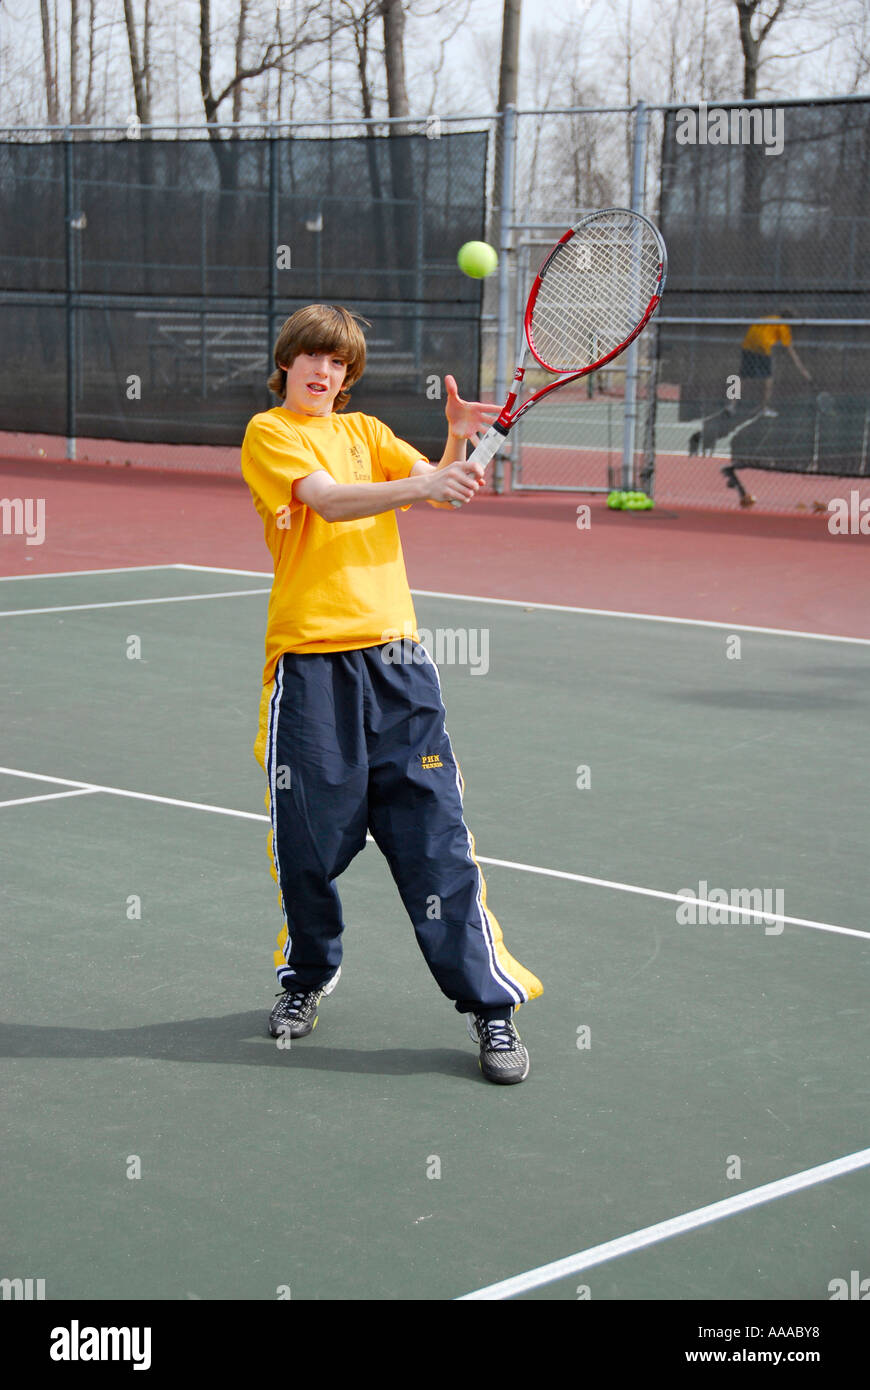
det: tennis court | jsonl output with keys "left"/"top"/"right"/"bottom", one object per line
{"left": 2, "top": 559, "right": 867, "bottom": 1302}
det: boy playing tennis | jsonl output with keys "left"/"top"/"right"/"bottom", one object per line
{"left": 241, "top": 305, "right": 542, "bottom": 1084}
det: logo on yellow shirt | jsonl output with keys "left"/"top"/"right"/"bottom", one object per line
{"left": 350, "top": 442, "right": 370, "bottom": 482}
{"left": 420, "top": 753, "right": 444, "bottom": 770}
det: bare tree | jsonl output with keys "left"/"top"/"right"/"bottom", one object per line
{"left": 734, "top": 0, "right": 787, "bottom": 98}
{"left": 518, "top": 22, "right": 617, "bottom": 218}
{"left": 123, "top": 0, "right": 152, "bottom": 129}
{"left": 83, "top": 0, "right": 98, "bottom": 122}
{"left": 198, "top": 0, "right": 346, "bottom": 131}
{"left": 732, "top": 1, "right": 788, "bottom": 218}
{"left": 405, "top": 0, "right": 472, "bottom": 114}
{"left": 381, "top": 0, "right": 410, "bottom": 125}
{"left": 70, "top": 0, "right": 80, "bottom": 121}
{"left": 232, "top": 0, "right": 251, "bottom": 123}
{"left": 489, "top": 0, "right": 521, "bottom": 240}
{"left": 330, "top": 0, "right": 473, "bottom": 122}
{"left": 39, "top": 0, "right": 59, "bottom": 124}
{"left": 610, "top": 0, "right": 655, "bottom": 177}
{"left": 653, "top": 0, "right": 738, "bottom": 105}
{"left": 336, "top": 0, "right": 381, "bottom": 123}
{"left": 844, "top": 4, "right": 870, "bottom": 90}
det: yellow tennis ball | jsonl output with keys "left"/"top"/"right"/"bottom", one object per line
{"left": 457, "top": 241, "right": 498, "bottom": 278}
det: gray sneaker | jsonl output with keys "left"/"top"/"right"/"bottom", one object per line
{"left": 268, "top": 967, "right": 341, "bottom": 1039}
{"left": 467, "top": 1013, "right": 530, "bottom": 1084}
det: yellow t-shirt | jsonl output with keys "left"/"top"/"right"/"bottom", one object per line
{"left": 241, "top": 407, "right": 426, "bottom": 685}
{"left": 742, "top": 318, "right": 793, "bottom": 355}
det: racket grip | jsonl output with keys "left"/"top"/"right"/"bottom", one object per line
{"left": 449, "top": 425, "right": 506, "bottom": 508}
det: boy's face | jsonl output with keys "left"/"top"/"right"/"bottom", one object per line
{"left": 282, "top": 350, "right": 348, "bottom": 415}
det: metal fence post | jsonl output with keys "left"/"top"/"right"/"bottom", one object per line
{"left": 268, "top": 130, "right": 279, "bottom": 405}
{"left": 63, "top": 131, "right": 76, "bottom": 460}
{"left": 493, "top": 103, "right": 516, "bottom": 494}
{"left": 620, "top": 100, "right": 648, "bottom": 489}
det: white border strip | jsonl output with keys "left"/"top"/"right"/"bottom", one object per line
{"left": 1, "top": 768, "right": 866, "bottom": 941}
{"left": 456, "top": 1145, "right": 870, "bottom": 1299}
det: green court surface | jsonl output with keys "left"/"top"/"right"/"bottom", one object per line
{"left": 1, "top": 564, "right": 868, "bottom": 1302}
{"left": 515, "top": 396, "right": 707, "bottom": 454}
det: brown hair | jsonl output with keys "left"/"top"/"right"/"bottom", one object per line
{"left": 268, "top": 304, "right": 369, "bottom": 410}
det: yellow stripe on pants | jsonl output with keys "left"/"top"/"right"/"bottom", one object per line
{"left": 255, "top": 678, "right": 291, "bottom": 976}
{"left": 454, "top": 757, "right": 544, "bottom": 1009}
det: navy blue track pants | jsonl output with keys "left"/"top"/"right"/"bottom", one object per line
{"left": 257, "top": 642, "right": 541, "bottom": 1018}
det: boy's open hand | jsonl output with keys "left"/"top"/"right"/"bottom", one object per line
{"left": 444, "top": 375, "right": 500, "bottom": 443}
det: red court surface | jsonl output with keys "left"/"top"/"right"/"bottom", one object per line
{"left": 1, "top": 454, "right": 867, "bottom": 638}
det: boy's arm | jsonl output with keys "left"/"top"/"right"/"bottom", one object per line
{"left": 293, "top": 375, "right": 499, "bottom": 521}
{"left": 409, "top": 430, "right": 472, "bottom": 509}
{"left": 786, "top": 341, "right": 812, "bottom": 380}
{"left": 293, "top": 457, "right": 480, "bottom": 520}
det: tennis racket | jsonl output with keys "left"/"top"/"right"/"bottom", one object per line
{"left": 453, "top": 207, "right": 667, "bottom": 504}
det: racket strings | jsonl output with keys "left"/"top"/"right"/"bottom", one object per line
{"left": 529, "top": 212, "right": 663, "bottom": 373}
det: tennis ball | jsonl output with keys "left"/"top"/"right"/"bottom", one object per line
{"left": 624, "top": 492, "right": 654, "bottom": 511}
{"left": 457, "top": 241, "right": 498, "bottom": 278}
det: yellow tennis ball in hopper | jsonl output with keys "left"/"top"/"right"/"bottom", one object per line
{"left": 457, "top": 241, "right": 498, "bottom": 278}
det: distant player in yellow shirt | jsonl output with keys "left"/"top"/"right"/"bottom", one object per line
{"left": 241, "top": 305, "right": 543, "bottom": 1084}
{"left": 739, "top": 311, "right": 812, "bottom": 416}
{"left": 688, "top": 310, "right": 813, "bottom": 464}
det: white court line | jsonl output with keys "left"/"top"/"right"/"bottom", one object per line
{"left": 513, "top": 439, "right": 699, "bottom": 453}
{"left": 0, "top": 788, "right": 98, "bottom": 809}
{"left": 0, "top": 563, "right": 187, "bottom": 582}
{"left": 0, "top": 588, "right": 270, "bottom": 617}
{"left": 478, "top": 854, "right": 870, "bottom": 941}
{"left": 411, "top": 589, "right": 870, "bottom": 646}
{"left": 173, "top": 568, "right": 870, "bottom": 645}
{"left": 0, "top": 767, "right": 267, "bottom": 822}
{"left": 456, "top": 1145, "right": 870, "bottom": 1300}
{"left": 173, "top": 563, "right": 273, "bottom": 578}
{"left": 1, "top": 767, "right": 867, "bottom": 942}
{"left": 1, "top": 562, "right": 864, "bottom": 644}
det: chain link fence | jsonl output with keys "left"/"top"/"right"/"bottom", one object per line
{"left": 498, "top": 97, "right": 870, "bottom": 512}
{"left": 2, "top": 101, "right": 869, "bottom": 511}
{"left": 503, "top": 105, "right": 639, "bottom": 495}
{"left": 653, "top": 97, "right": 870, "bottom": 512}
{"left": 0, "top": 116, "right": 493, "bottom": 463}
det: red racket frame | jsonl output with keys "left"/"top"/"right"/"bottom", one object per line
{"left": 499, "top": 211, "right": 667, "bottom": 431}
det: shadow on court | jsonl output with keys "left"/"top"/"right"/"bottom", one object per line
{"left": 670, "top": 688, "right": 865, "bottom": 711}
{"left": 0, "top": 1016, "right": 479, "bottom": 1079}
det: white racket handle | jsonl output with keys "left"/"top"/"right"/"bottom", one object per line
{"left": 449, "top": 425, "right": 505, "bottom": 508}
